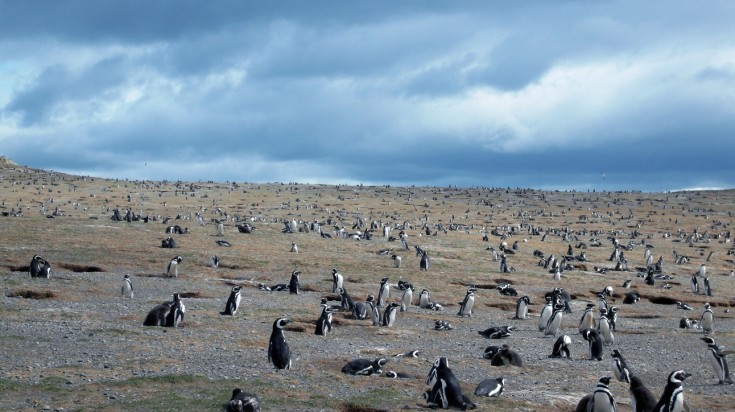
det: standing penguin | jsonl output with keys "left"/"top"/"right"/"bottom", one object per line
{"left": 315, "top": 306, "right": 333, "bottom": 336}
{"left": 549, "top": 335, "right": 572, "bottom": 358}
{"left": 366, "top": 294, "right": 381, "bottom": 326}
{"left": 424, "top": 357, "right": 476, "bottom": 410}
{"left": 598, "top": 309, "right": 615, "bottom": 346}
{"left": 579, "top": 303, "right": 597, "bottom": 333}
{"left": 419, "top": 251, "right": 430, "bottom": 271}
{"left": 220, "top": 286, "right": 242, "bottom": 316}
{"left": 690, "top": 273, "right": 700, "bottom": 294}
{"left": 121, "top": 274, "right": 134, "bottom": 299}
{"left": 339, "top": 287, "right": 355, "bottom": 312}
{"left": 400, "top": 283, "right": 413, "bottom": 312}
{"left": 382, "top": 302, "right": 400, "bottom": 327}
{"left": 652, "top": 370, "right": 691, "bottom": 412}
{"left": 288, "top": 270, "right": 301, "bottom": 295}
{"left": 703, "top": 276, "right": 712, "bottom": 296}
{"left": 515, "top": 296, "right": 530, "bottom": 319}
{"left": 165, "top": 293, "right": 185, "bottom": 327}
{"left": 167, "top": 256, "right": 183, "bottom": 277}
{"left": 457, "top": 286, "right": 476, "bottom": 317}
{"left": 629, "top": 375, "right": 657, "bottom": 412}
{"left": 377, "top": 277, "right": 390, "bottom": 307}
{"left": 331, "top": 268, "right": 343, "bottom": 293}
{"left": 606, "top": 306, "right": 619, "bottom": 332}
{"left": 544, "top": 303, "right": 565, "bottom": 337}
{"left": 29, "top": 255, "right": 51, "bottom": 278}
{"left": 588, "top": 376, "right": 617, "bottom": 412}
{"left": 701, "top": 337, "right": 733, "bottom": 385}
{"left": 210, "top": 255, "right": 220, "bottom": 268}
{"left": 583, "top": 329, "right": 604, "bottom": 361}
{"left": 701, "top": 303, "right": 714, "bottom": 334}
{"left": 611, "top": 350, "right": 631, "bottom": 383}
{"left": 538, "top": 296, "right": 554, "bottom": 332}
{"left": 419, "top": 289, "right": 432, "bottom": 309}
{"left": 268, "top": 317, "right": 292, "bottom": 369}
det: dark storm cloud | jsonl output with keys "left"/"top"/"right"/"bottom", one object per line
{"left": 1, "top": 1, "right": 734, "bottom": 191}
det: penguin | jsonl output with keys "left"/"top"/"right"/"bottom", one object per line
{"left": 457, "top": 286, "right": 476, "bottom": 317}
{"left": 703, "top": 276, "right": 712, "bottom": 296}
{"left": 288, "top": 270, "right": 301, "bottom": 295}
{"left": 423, "top": 357, "right": 477, "bottom": 410}
{"left": 419, "top": 251, "right": 430, "bottom": 271}
{"left": 393, "top": 349, "right": 420, "bottom": 358}
{"left": 419, "top": 289, "right": 432, "bottom": 308}
{"left": 341, "top": 358, "right": 387, "bottom": 376}
{"left": 165, "top": 293, "right": 185, "bottom": 327}
{"left": 220, "top": 286, "right": 242, "bottom": 316}
{"left": 690, "top": 273, "right": 700, "bottom": 294}
{"left": 210, "top": 255, "right": 220, "bottom": 268}
{"left": 588, "top": 376, "right": 617, "bottom": 412}
{"left": 652, "top": 370, "right": 691, "bottom": 412}
{"left": 29, "top": 255, "right": 49, "bottom": 278}
{"left": 606, "top": 306, "right": 619, "bottom": 332}
{"left": 366, "top": 294, "right": 381, "bottom": 325}
{"left": 339, "top": 287, "right": 355, "bottom": 312}
{"left": 622, "top": 279, "right": 632, "bottom": 289}
{"left": 227, "top": 388, "right": 261, "bottom": 412}
{"left": 676, "top": 301, "right": 693, "bottom": 311}
{"left": 143, "top": 300, "right": 172, "bottom": 326}
{"left": 167, "top": 256, "right": 183, "bottom": 277}
{"left": 489, "top": 345, "right": 523, "bottom": 367}
{"left": 515, "top": 296, "right": 530, "bottom": 319}
{"left": 598, "top": 309, "right": 614, "bottom": 346}
{"left": 391, "top": 254, "right": 402, "bottom": 268}
{"left": 544, "top": 303, "right": 564, "bottom": 337}
{"left": 382, "top": 302, "right": 400, "bottom": 327}
{"left": 384, "top": 370, "right": 412, "bottom": 379}
{"left": 611, "top": 349, "right": 631, "bottom": 383}
{"left": 478, "top": 326, "right": 515, "bottom": 339}
{"left": 268, "top": 317, "right": 292, "bottom": 369}
{"left": 121, "top": 274, "right": 134, "bottom": 299}
{"left": 701, "top": 337, "right": 733, "bottom": 385}
{"left": 549, "top": 335, "right": 572, "bottom": 358}
{"left": 352, "top": 301, "right": 368, "bottom": 320}
{"left": 290, "top": 242, "right": 298, "bottom": 253}
{"left": 576, "top": 394, "right": 593, "bottom": 412}
{"left": 700, "top": 302, "right": 714, "bottom": 334}
{"left": 623, "top": 291, "right": 640, "bottom": 305}
{"left": 482, "top": 344, "right": 505, "bottom": 360}
{"left": 377, "top": 277, "right": 390, "bottom": 307}
{"left": 645, "top": 270, "right": 655, "bottom": 286}
{"left": 314, "top": 306, "right": 333, "bottom": 336}
{"left": 579, "top": 303, "right": 597, "bottom": 333}
{"left": 583, "top": 329, "right": 604, "bottom": 361}
{"left": 400, "top": 283, "right": 413, "bottom": 312}
{"left": 434, "top": 320, "right": 454, "bottom": 330}
{"left": 474, "top": 377, "right": 505, "bottom": 397}
{"left": 629, "top": 375, "right": 657, "bottom": 412}
{"left": 331, "top": 268, "right": 343, "bottom": 293}
{"left": 538, "top": 296, "right": 554, "bottom": 332}
{"left": 215, "top": 240, "right": 231, "bottom": 247}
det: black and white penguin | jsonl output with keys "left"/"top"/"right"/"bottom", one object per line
{"left": 288, "top": 270, "right": 301, "bottom": 295}
{"left": 382, "top": 302, "right": 400, "bottom": 327}
{"left": 587, "top": 376, "right": 617, "bottom": 412}
{"left": 434, "top": 320, "right": 454, "bottom": 330}
{"left": 143, "top": 300, "right": 172, "bottom": 326}
{"left": 400, "top": 283, "right": 413, "bottom": 312}
{"left": 489, "top": 345, "right": 523, "bottom": 367}
{"left": 598, "top": 309, "right": 614, "bottom": 346}
{"left": 478, "top": 326, "right": 515, "bottom": 339}
{"left": 210, "top": 255, "right": 220, "bottom": 268}
{"left": 352, "top": 301, "right": 368, "bottom": 320}
{"left": 419, "top": 289, "right": 432, "bottom": 308}
{"left": 339, "top": 287, "right": 355, "bottom": 312}
{"left": 384, "top": 370, "right": 412, "bottom": 379}
{"left": 676, "top": 301, "right": 693, "bottom": 311}
{"left": 315, "top": 306, "right": 333, "bottom": 336}
{"left": 341, "top": 358, "right": 387, "bottom": 376}
{"left": 167, "top": 256, "right": 183, "bottom": 277}
{"left": 393, "top": 349, "right": 420, "bottom": 358}
{"left": 290, "top": 242, "right": 298, "bottom": 253}
{"left": 515, "top": 296, "right": 530, "bottom": 319}
{"left": 365, "top": 294, "right": 381, "bottom": 325}
{"left": 622, "top": 279, "right": 632, "bottom": 289}
{"left": 690, "top": 273, "right": 700, "bottom": 294}
{"left": 331, "top": 268, "right": 343, "bottom": 293}
{"left": 377, "top": 277, "right": 390, "bottom": 307}
{"left": 582, "top": 329, "right": 604, "bottom": 361}
{"left": 220, "top": 286, "right": 242, "bottom": 316}
{"left": 538, "top": 296, "right": 554, "bottom": 332}
{"left": 549, "top": 335, "right": 572, "bottom": 358}
{"left": 457, "top": 286, "right": 476, "bottom": 317}
{"left": 121, "top": 274, "right": 134, "bottom": 299}
{"left": 611, "top": 349, "right": 631, "bottom": 383}
{"left": 544, "top": 303, "right": 564, "bottom": 337}
{"left": 423, "top": 357, "right": 476, "bottom": 410}
{"left": 268, "top": 317, "right": 292, "bottom": 369}
{"left": 629, "top": 375, "right": 657, "bottom": 412}
{"left": 701, "top": 303, "right": 714, "bottom": 334}
{"left": 165, "top": 293, "right": 185, "bottom": 327}
{"left": 623, "top": 291, "right": 640, "bottom": 305}
{"left": 701, "top": 337, "right": 733, "bottom": 385}
{"left": 606, "top": 306, "right": 618, "bottom": 331}
{"left": 227, "top": 388, "right": 261, "bottom": 412}
{"left": 29, "top": 255, "right": 51, "bottom": 278}
{"left": 652, "top": 370, "right": 691, "bottom": 412}
{"left": 474, "top": 377, "right": 505, "bottom": 397}
{"left": 482, "top": 344, "right": 505, "bottom": 360}
{"left": 579, "top": 303, "right": 597, "bottom": 333}
{"left": 419, "top": 251, "right": 430, "bottom": 271}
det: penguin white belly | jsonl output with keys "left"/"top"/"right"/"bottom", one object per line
{"left": 706, "top": 352, "right": 724, "bottom": 381}
{"left": 591, "top": 391, "right": 616, "bottom": 412}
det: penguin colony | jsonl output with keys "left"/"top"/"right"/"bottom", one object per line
{"left": 6, "top": 168, "right": 735, "bottom": 411}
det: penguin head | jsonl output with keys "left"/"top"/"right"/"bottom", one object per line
{"left": 376, "top": 358, "right": 388, "bottom": 367}
{"left": 598, "top": 376, "right": 612, "bottom": 386}
{"left": 669, "top": 370, "right": 691, "bottom": 383}
{"left": 232, "top": 286, "right": 242, "bottom": 293}
{"left": 274, "top": 317, "right": 291, "bottom": 329}
{"left": 292, "top": 270, "right": 301, "bottom": 276}
{"left": 704, "top": 302, "right": 711, "bottom": 309}
{"left": 124, "top": 274, "right": 130, "bottom": 279}
{"left": 701, "top": 336, "right": 716, "bottom": 346}
{"left": 433, "top": 356, "right": 449, "bottom": 370}
{"left": 385, "top": 371, "right": 397, "bottom": 379}
{"left": 380, "top": 277, "right": 389, "bottom": 284}
{"left": 332, "top": 268, "right": 338, "bottom": 274}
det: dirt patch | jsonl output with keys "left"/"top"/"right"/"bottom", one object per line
{"left": 57, "top": 263, "right": 106, "bottom": 272}
{"left": 6, "top": 289, "right": 57, "bottom": 299}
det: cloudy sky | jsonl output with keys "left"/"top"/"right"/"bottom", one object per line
{"left": 1, "top": 1, "right": 734, "bottom": 191}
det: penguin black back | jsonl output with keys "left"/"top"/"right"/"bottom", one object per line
{"left": 220, "top": 286, "right": 242, "bottom": 316}
{"left": 268, "top": 317, "right": 292, "bottom": 369}
{"left": 288, "top": 271, "right": 301, "bottom": 295}
{"left": 143, "top": 301, "right": 172, "bottom": 326}
{"left": 629, "top": 375, "right": 657, "bottom": 412}
{"left": 227, "top": 388, "right": 261, "bottom": 412}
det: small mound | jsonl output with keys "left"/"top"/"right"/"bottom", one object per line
{"left": 58, "top": 263, "right": 105, "bottom": 273}
{"left": 7, "top": 289, "right": 57, "bottom": 299}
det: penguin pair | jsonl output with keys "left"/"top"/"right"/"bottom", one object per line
{"left": 484, "top": 344, "right": 523, "bottom": 367}
{"left": 457, "top": 286, "right": 476, "bottom": 317}
{"left": 29, "top": 255, "right": 52, "bottom": 278}
{"left": 165, "top": 293, "right": 185, "bottom": 327}
{"left": 434, "top": 320, "right": 454, "bottom": 331}
{"left": 220, "top": 286, "right": 242, "bottom": 316}
{"left": 268, "top": 317, "right": 292, "bottom": 369}
{"left": 423, "top": 357, "right": 476, "bottom": 410}
{"left": 341, "top": 358, "right": 387, "bottom": 376}
{"left": 143, "top": 293, "right": 185, "bottom": 327}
